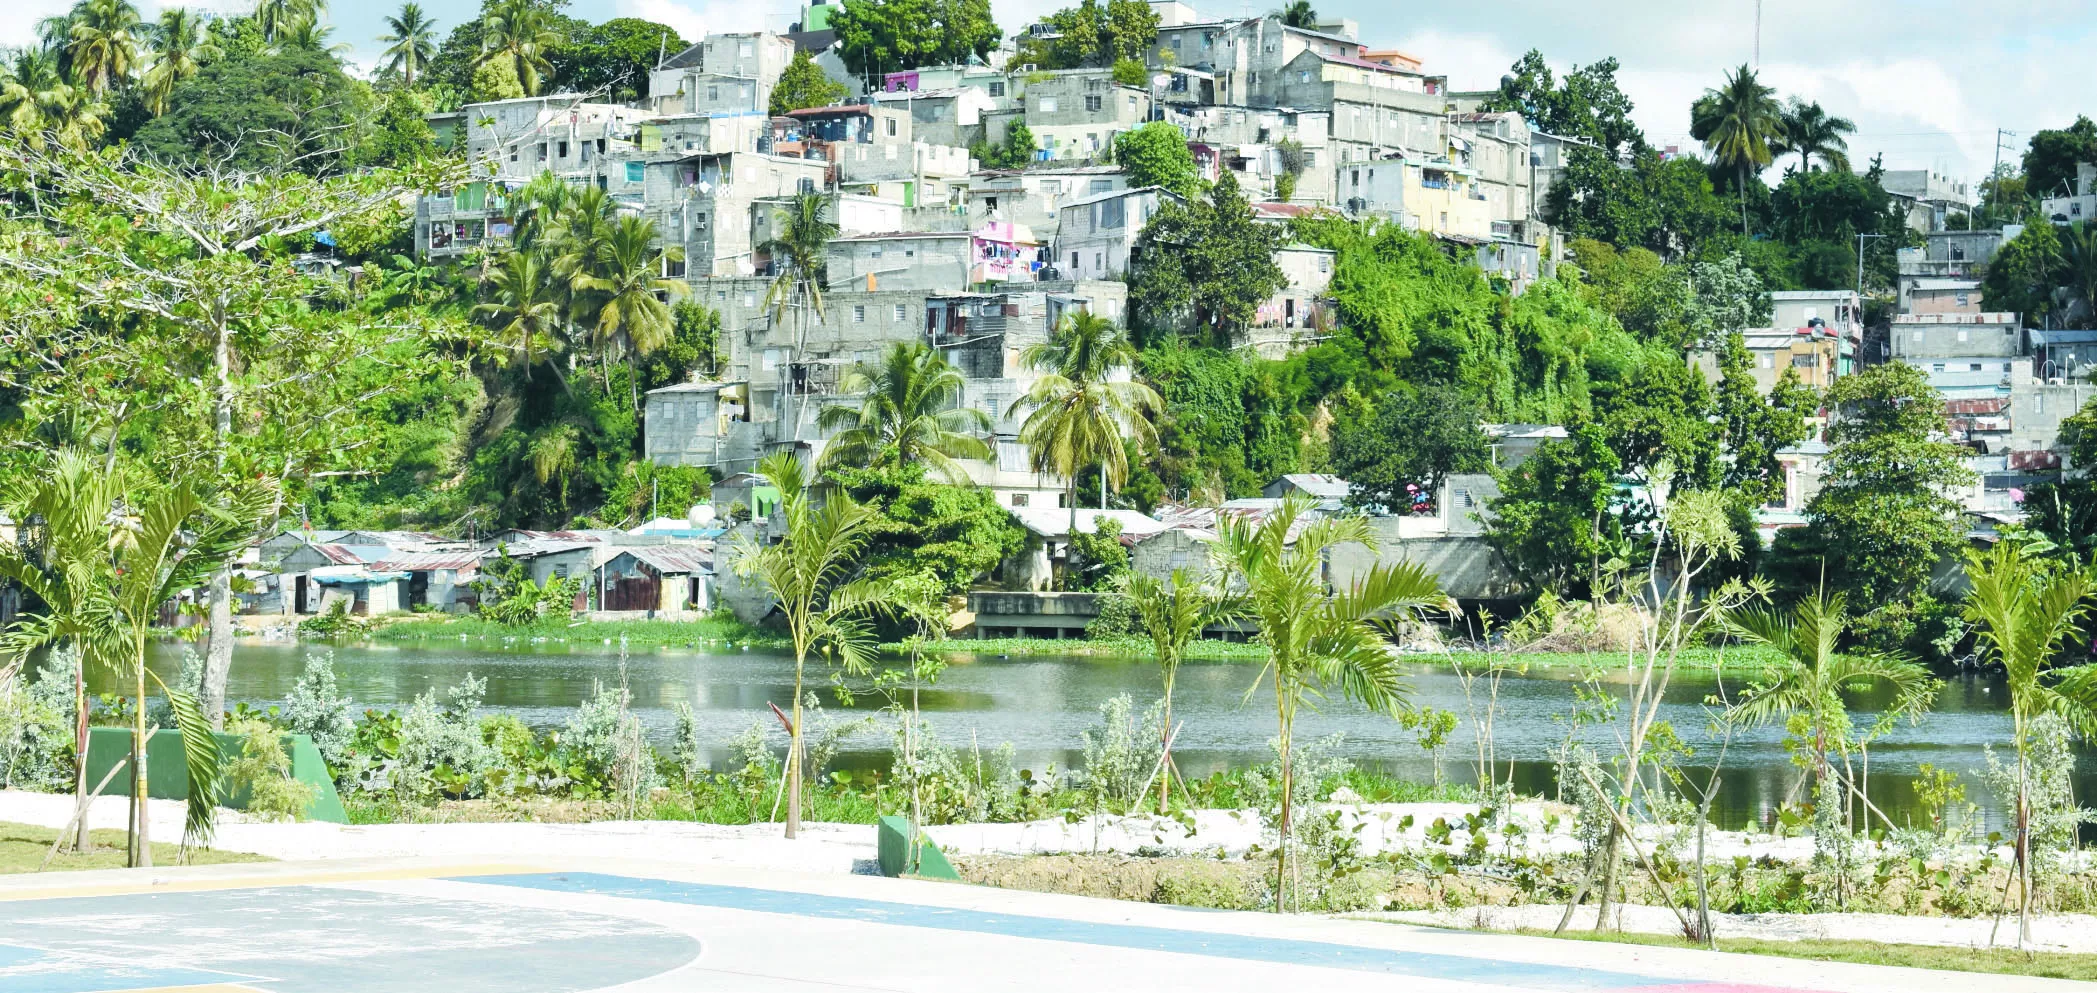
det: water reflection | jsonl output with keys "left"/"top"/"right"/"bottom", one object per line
{"left": 102, "top": 640, "right": 2070, "bottom": 831}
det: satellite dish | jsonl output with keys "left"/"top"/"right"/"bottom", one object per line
{"left": 689, "top": 504, "right": 717, "bottom": 526}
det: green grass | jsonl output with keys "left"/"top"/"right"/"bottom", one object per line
{"left": 903, "top": 635, "right": 1270, "bottom": 661}
{"left": 365, "top": 614, "right": 789, "bottom": 649}
{"left": 0, "top": 821, "right": 270, "bottom": 874}
{"left": 1442, "top": 645, "right": 1792, "bottom": 675}
{"left": 1496, "top": 927, "right": 2097, "bottom": 982}
{"left": 903, "top": 637, "right": 1791, "bottom": 672}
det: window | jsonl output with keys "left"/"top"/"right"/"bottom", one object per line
{"left": 1098, "top": 196, "right": 1125, "bottom": 228}
{"left": 989, "top": 81, "right": 1005, "bottom": 97}
{"left": 1039, "top": 97, "right": 1058, "bottom": 112}
{"left": 763, "top": 348, "right": 783, "bottom": 370}
{"left": 1957, "top": 329, "right": 1970, "bottom": 343}
{"left": 984, "top": 196, "right": 998, "bottom": 212}
{"left": 1932, "top": 362, "right": 1946, "bottom": 372}
{"left": 744, "top": 291, "right": 757, "bottom": 308}
{"left": 886, "top": 118, "right": 898, "bottom": 137}
{"left": 1043, "top": 180, "right": 1062, "bottom": 195}
{"left": 716, "top": 290, "right": 727, "bottom": 303}
{"left": 558, "top": 140, "right": 570, "bottom": 158}
{"left": 1912, "top": 330, "right": 1924, "bottom": 343}
{"left": 1089, "top": 179, "right": 1112, "bottom": 194}
{"left": 1170, "top": 36, "right": 1182, "bottom": 50}
{"left": 1085, "top": 95, "right": 1103, "bottom": 112}
{"left": 1956, "top": 291, "right": 1969, "bottom": 306}
{"left": 871, "top": 246, "right": 883, "bottom": 258}
{"left": 1760, "top": 355, "right": 1774, "bottom": 369}
{"left": 1071, "top": 251, "right": 1079, "bottom": 269}
{"left": 2005, "top": 362, "right": 2014, "bottom": 372}
{"left": 708, "top": 85, "right": 719, "bottom": 101}
{"left": 1297, "top": 71, "right": 1310, "bottom": 83}
{"left": 1010, "top": 493, "right": 1029, "bottom": 507}
{"left": 1128, "top": 95, "right": 1138, "bottom": 112}
{"left": 1093, "top": 251, "right": 1103, "bottom": 270}
{"left": 1970, "top": 363, "right": 1984, "bottom": 372}
{"left": 1318, "top": 256, "right": 1329, "bottom": 273}
{"left": 626, "top": 161, "right": 645, "bottom": 182}
{"left": 853, "top": 305, "right": 866, "bottom": 323}
{"left": 894, "top": 304, "right": 907, "bottom": 321}
{"left": 738, "top": 40, "right": 753, "bottom": 57}
{"left": 508, "top": 146, "right": 518, "bottom": 162}
{"left": 1304, "top": 150, "right": 1316, "bottom": 167}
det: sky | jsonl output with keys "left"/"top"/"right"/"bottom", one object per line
{"left": 5, "top": 0, "right": 2092, "bottom": 191}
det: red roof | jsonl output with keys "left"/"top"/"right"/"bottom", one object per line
{"left": 1944, "top": 398, "right": 2010, "bottom": 415}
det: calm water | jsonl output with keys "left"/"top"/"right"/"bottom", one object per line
{"left": 99, "top": 639, "right": 2083, "bottom": 831}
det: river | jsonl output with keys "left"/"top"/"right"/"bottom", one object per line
{"left": 106, "top": 638, "right": 2077, "bottom": 832}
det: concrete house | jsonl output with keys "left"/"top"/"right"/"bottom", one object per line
{"left": 1244, "top": 243, "right": 1335, "bottom": 355}
{"left": 648, "top": 32, "right": 797, "bottom": 116}
{"left": 985, "top": 69, "right": 1151, "bottom": 161}
{"left": 1055, "top": 187, "right": 1179, "bottom": 282}
{"left": 1891, "top": 312, "right": 2024, "bottom": 396}
{"left": 966, "top": 166, "right": 1127, "bottom": 246}
{"left": 2041, "top": 162, "right": 2097, "bottom": 225}
{"left": 597, "top": 546, "right": 714, "bottom": 614}
{"left": 1692, "top": 326, "right": 1848, "bottom": 393}
{"left": 655, "top": 151, "right": 830, "bottom": 277}
{"left": 415, "top": 97, "right": 650, "bottom": 258}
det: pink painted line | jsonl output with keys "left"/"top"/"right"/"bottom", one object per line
{"left": 1620, "top": 985, "right": 1838, "bottom": 993}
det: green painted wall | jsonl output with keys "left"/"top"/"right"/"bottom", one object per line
{"left": 84, "top": 726, "right": 350, "bottom": 824}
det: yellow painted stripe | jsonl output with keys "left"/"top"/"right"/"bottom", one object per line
{"left": 0, "top": 862, "right": 547, "bottom": 902}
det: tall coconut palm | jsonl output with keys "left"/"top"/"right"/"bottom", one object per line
{"left": 252, "top": 0, "right": 325, "bottom": 44}
{"left": 62, "top": 0, "right": 142, "bottom": 99}
{"left": 476, "top": 250, "right": 566, "bottom": 381}
{"left": 759, "top": 191, "right": 840, "bottom": 440}
{"left": 1213, "top": 494, "right": 1450, "bottom": 910}
{"left": 277, "top": 19, "right": 350, "bottom": 55}
{"left": 1129, "top": 567, "right": 1238, "bottom": 813}
{"left": 1015, "top": 311, "right": 1161, "bottom": 534}
{"left": 1963, "top": 541, "right": 2097, "bottom": 947}
{"left": 378, "top": 2, "right": 437, "bottom": 87}
{"left": 730, "top": 452, "right": 892, "bottom": 839}
{"left": 1277, "top": 0, "right": 1317, "bottom": 28}
{"left": 1774, "top": 99, "right": 1855, "bottom": 174}
{"left": 0, "top": 48, "right": 106, "bottom": 150}
{"left": 475, "top": 0, "right": 561, "bottom": 97}
{"left": 511, "top": 170, "right": 572, "bottom": 253}
{"left": 816, "top": 342, "right": 993, "bottom": 480}
{"left": 1691, "top": 64, "right": 1783, "bottom": 234}
{"left": 0, "top": 452, "right": 255, "bottom": 867}
{"left": 2061, "top": 222, "right": 2097, "bottom": 323}
{"left": 1722, "top": 591, "right": 1936, "bottom": 834}
{"left": 140, "top": 8, "right": 215, "bottom": 116}
{"left": 571, "top": 214, "right": 685, "bottom": 359}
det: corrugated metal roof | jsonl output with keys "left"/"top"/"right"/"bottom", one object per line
{"left": 374, "top": 551, "right": 487, "bottom": 572}
{"left": 614, "top": 545, "right": 714, "bottom": 574}
{"left": 1944, "top": 397, "right": 2010, "bottom": 415}
{"left": 309, "top": 543, "right": 367, "bottom": 565}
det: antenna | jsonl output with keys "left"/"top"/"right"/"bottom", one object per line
{"left": 1753, "top": 0, "right": 1761, "bottom": 66}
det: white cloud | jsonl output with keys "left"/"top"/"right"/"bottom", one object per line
{"left": 1, "top": 0, "right": 72, "bottom": 48}
{"left": 616, "top": 0, "right": 781, "bottom": 39}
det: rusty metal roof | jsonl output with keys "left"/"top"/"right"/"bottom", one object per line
{"left": 308, "top": 543, "right": 367, "bottom": 565}
{"left": 373, "top": 550, "right": 487, "bottom": 572}
{"left": 614, "top": 545, "right": 714, "bottom": 575}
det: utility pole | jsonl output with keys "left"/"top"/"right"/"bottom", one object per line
{"left": 1987, "top": 128, "right": 2015, "bottom": 226}
{"left": 1855, "top": 232, "right": 1886, "bottom": 297}
{"left": 1753, "top": 0, "right": 1761, "bottom": 66}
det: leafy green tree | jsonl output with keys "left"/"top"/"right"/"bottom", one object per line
{"left": 1596, "top": 352, "right": 1717, "bottom": 481}
{"left": 1484, "top": 423, "right": 1621, "bottom": 598}
{"left": 569, "top": 214, "right": 686, "bottom": 403}
{"left": 770, "top": 50, "right": 848, "bottom": 116}
{"left": 1015, "top": 0, "right": 1159, "bottom": 69}
{"left": 1773, "top": 99, "right": 1855, "bottom": 174}
{"left": 475, "top": 0, "right": 562, "bottom": 96}
{"left": 1691, "top": 64, "right": 1784, "bottom": 233}
{"left": 1063, "top": 516, "right": 1129, "bottom": 591}
{"left": 829, "top": 462, "right": 1028, "bottom": 595}
{"left": 1547, "top": 148, "right": 1731, "bottom": 257}
{"left": 730, "top": 452, "right": 893, "bottom": 838}
{"left": 253, "top": 0, "right": 325, "bottom": 45}
{"left": 1962, "top": 542, "right": 2097, "bottom": 946}
{"left": 1129, "top": 172, "right": 1286, "bottom": 346}
{"left": 1214, "top": 495, "right": 1448, "bottom": 911}
{"left": 1112, "top": 121, "right": 1200, "bottom": 200}
{"left": 131, "top": 46, "right": 370, "bottom": 173}
{"left": 548, "top": 17, "right": 684, "bottom": 100}
{"left": 1778, "top": 362, "right": 1972, "bottom": 606}
{"left": 829, "top": 0, "right": 1003, "bottom": 79}
{"left": 971, "top": 121, "right": 1039, "bottom": 169}
{"left": 1018, "top": 312, "right": 1162, "bottom": 531}
{"left": 476, "top": 250, "right": 568, "bottom": 380}
{"left": 1329, "top": 385, "right": 1489, "bottom": 513}
{"left": 2059, "top": 221, "right": 2097, "bottom": 323}
{"left": 1481, "top": 50, "right": 1643, "bottom": 156}
{"left": 817, "top": 342, "right": 992, "bottom": 480}
{"left": 1983, "top": 215, "right": 2066, "bottom": 328}
{"left": 141, "top": 7, "right": 216, "bottom": 116}
{"left": 1712, "top": 334, "right": 1814, "bottom": 504}
{"left": 378, "top": 3, "right": 439, "bottom": 87}
{"left": 1140, "top": 343, "right": 1308, "bottom": 499}
{"left": 2023, "top": 116, "right": 2097, "bottom": 201}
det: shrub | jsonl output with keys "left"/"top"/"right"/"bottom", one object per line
{"left": 395, "top": 673, "right": 495, "bottom": 800}
{"left": 298, "top": 600, "right": 367, "bottom": 638}
{"left": 224, "top": 717, "right": 318, "bottom": 822}
{"left": 1074, "top": 694, "right": 1164, "bottom": 812}
{"left": 562, "top": 680, "right": 660, "bottom": 809}
{"left": 283, "top": 652, "right": 357, "bottom": 779}
{"left": 0, "top": 651, "right": 74, "bottom": 791}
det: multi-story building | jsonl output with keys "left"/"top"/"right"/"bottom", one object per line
{"left": 414, "top": 96, "right": 653, "bottom": 257}
{"left": 1334, "top": 155, "right": 1492, "bottom": 240}
{"left": 1056, "top": 186, "right": 1180, "bottom": 282}
{"left": 1890, "top": 312, "right": 2025, "bottom": 397}
{"left": 1692, "top": 326, "right": 1848, "bottom": 393}
{"left": 984, "top": 68, "right": 1152, "bottom": 161}
{"left": 648, "top": 32, "right": 797, "bottom": 116}
{"left": 966, "top": 165, "right": 1127, "bottom": 247}
{"left": 648, "top": 150, "right": 831, "bottom": 277}
{"left": 1163, "top": 105, "right": 1331, "bottom": 201}
{"left": 870, "top": 86, "right": 1002, "bottom": 149}
{"left": 1876, "top": 168, "right": 1977, "bottom": 232}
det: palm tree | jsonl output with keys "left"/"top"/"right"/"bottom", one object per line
{"left": 62, "top": 0, "right": 142, "bottom": 99}
{"left": 511, "top": 170, "right": 573, "bottom": 253}
{"left": 1722, "top": 592, "right": 1936, "bottom": 838}
{"left": 1774, "top": 99, "right": 1855, "bottom": 174}
{"left": 1277, "top": 0, "right": 1317, "bottom": 28}
{"left": 1691, "top": 64, "right": 1783, "bottom": 235}
{"left": 816, "top": 342, "right": 993, "bottom": 480}
{"left": 476, "top": 250, "right": 566, "bottom": 381}
{"left": 759, "top": 191, "right": 840, "bottom": 441}
{"left": 730, "top": 452, "right": 891, "bottom": 839}
{"left": 1128, "top": 567, "right": 1237, "bottom": 813}
{"left": 2061, "top": 222, "right": 2097, "bottom": 324}
{"left": 0, "top": 452, "right": 255, "bottom": 867}
{"left": 378, "top": 3, "right": 437, "bottom": 87}
{"left": 571, "top": 214, "right": 685, "bottom": 361}
{"left": 529, "top": 423, "right": 581, "bottom": 508}
{"left": 140, "top": 8, "right": 215, "bottom": 116}
{"left": 1214, "top": 495, "right": 1449, "bottom": 910}
{"left": 1963, "top": 542, "right": 2097, "bottom": 947}
{"left": 252, "top": 0, "right": 325, "bottom": 45}
{"left": 0, "top": 48, "right": 106, "bottom": 150}
{"left": 277, "top": 19, "right": 350, "bottom": 55}
{"left": 1016, "top": 311, "right": 1162, "bottom": 534}
{"left": 475, "top": 0, "right": 561, "bottom": 97}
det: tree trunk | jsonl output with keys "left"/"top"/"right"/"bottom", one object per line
{"left": 1592, "top": 821, "right": 1623, "bottom": 931}
{"left": 203, "top": 306, "right": 235, "bottom": 729}
{"left": 72, "top": 660, "right": 90, "bottom": 851}
{"left": 1274, "top": 681, "right": 1295, "bottom": 913}
{"left": 131, "top": 658, "right": 151, "bottom": 868}
{"left": 785, "top": 650, "right": 805, "bottom": 839}
{"left": 1158, "top": 676, "right": 1175, "bottom": 815}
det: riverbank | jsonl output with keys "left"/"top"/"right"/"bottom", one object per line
{"left": 349, "top": 615, "right": 1789, "bottom": 672}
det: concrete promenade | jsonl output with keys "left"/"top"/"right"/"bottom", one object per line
{"left": 0, "top": 855, "right": 2087, "bottom": 992}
